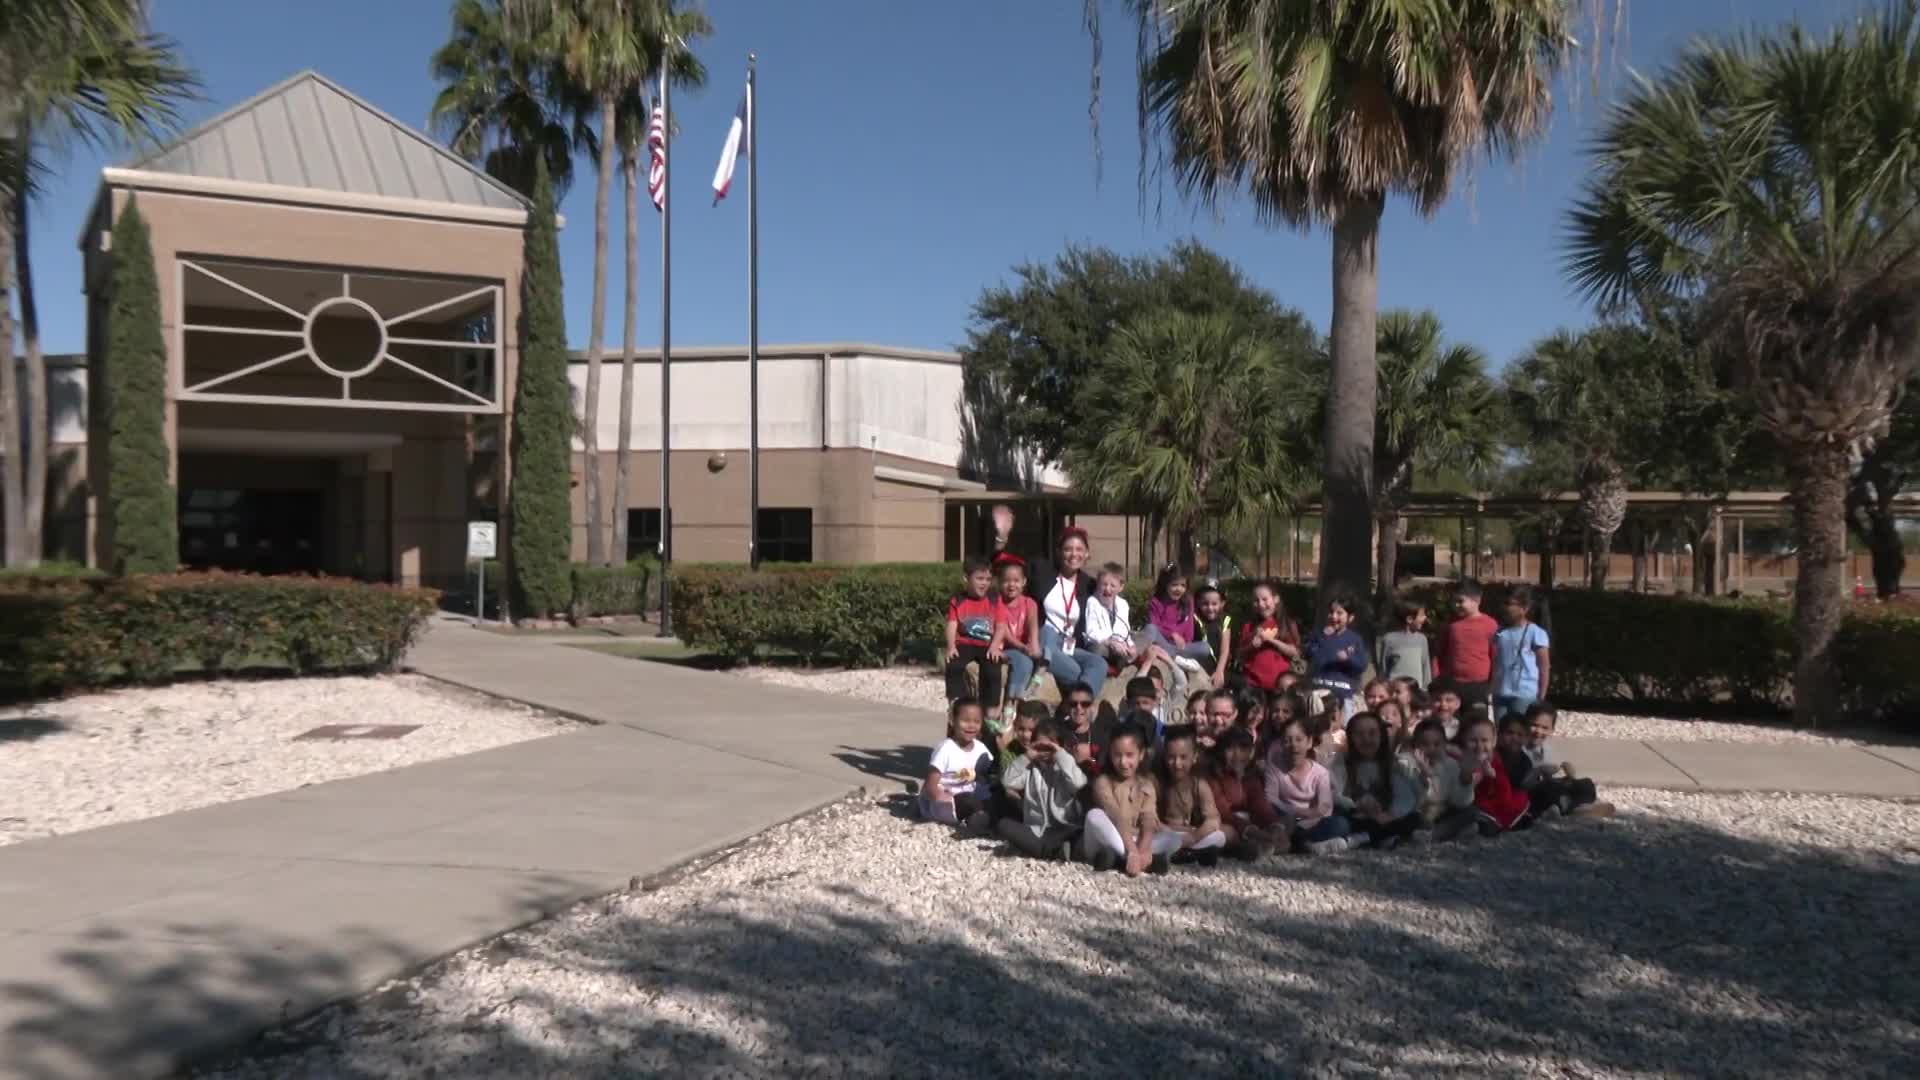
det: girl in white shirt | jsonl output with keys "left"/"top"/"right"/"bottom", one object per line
{"left": 919, "top": 699, "right": 995, "bottom": 830}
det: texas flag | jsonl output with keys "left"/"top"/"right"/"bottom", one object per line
{"left": 710, "top": 90, "right": 749, "bottom": 204}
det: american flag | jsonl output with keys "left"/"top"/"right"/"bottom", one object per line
{"left": 647, "top": 102, "right": 667, "bottom": 212}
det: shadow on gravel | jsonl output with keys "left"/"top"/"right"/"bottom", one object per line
{"left": 0, "top": 715, "right": 67, "bottom": 744}
{"left": 0, "top": 874, "right": 597, "bottom": 1080}
{"left": 154, "top": 807, "right": 1920, "bottom": 1077}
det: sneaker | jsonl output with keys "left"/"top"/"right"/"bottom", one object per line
{"left": 1148, "top": 852, "right": 1172, "bottom": 875}
{"left": 1174, "top": 656, "right": 1204, "bottom": 674}
{"left": 1028, "top": 674, "right": 1046, "bottom": 695}
{"left": 1308, "top": 837, "right": 1346, "bottom": 856}
{"left": 1570, "top": 801, "right": 1617, "bottom": 819}
{"left": 1056, "top": 838, "right": 1076, "bottom": 863}
{"left": 1197, "top": 848, "right": 1221, "bottom": 868}
{"left": 963, "top": 810, "right": 991, "bottom": 832}
{"left": 1089, "top": 848, "right": 1118, "bottom": 873}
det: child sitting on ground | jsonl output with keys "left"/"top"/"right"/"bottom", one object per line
{"left": 1403, "top": 717, "right": 1478, "bottom": 842}
{"left": 1523, "top": 704, "right": 1616, "bottom": 818}
{"left": 1206, "top": 726, "right": 1285, "bottom": 859}
{"left": 1120, "top": 675, "right": 1166, "bottom": 746}
{"left": 1156, "top": 725, "right": 1228, "bottom": 865}
{"left": 1427, "top": 678, "right": 1465, "bottom": 739}
{"left": 997, "top": 700, "right": 1048, "bottom": 776}
{"left": 1199, "top": 689, "right": 1237, "bottom": 749}
{"left": 1378, "top": 699, "right": 1413, "bottom": 753}
{"left": 1147, "top": 565, "right": 1214, "bottom": 700}
{"left": 1460, "top": 713, "right": 1531, "bottom": 837}
{"left": 1082, "top": 724, "right": 1181, "bottom": 876}
{"left": 996, "top": 716, "right": 1088, "bottom": 861}
{"left": 1267, "top": 717, "right": 1354, "bottom": 855}
{"left": 944, "top": 559, "right": 1004, "bottom": 713}
{"left": 1391, "top": 677, "right": 1425, "bottom": 720}
{"left": 921, "top": 697, "right": 996, "bottom": 830}
{"left": 1056, "top": 683, "right": 1108, "bottom": 772}
{"left": 1303, "top": 594, "right": 1369, "bottom": 724}
{"left": 1376, "top": 600, "right": 1433, "bottom": 689}
{"left": 1328, "top": 712, "right": 1423, "bottom": 850}
{"left": 986, "top": 557, "right": 1044, "bottom": 721}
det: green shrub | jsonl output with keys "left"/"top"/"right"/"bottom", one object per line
{"left": 507, "top": 163, "right": 574, "bottom": 619}
{"left": 102, "top": 200, "right": 179, "bottom": 575}
{"left": 571, "top": 556, "right": 658, "bottom": 618}
{"left": 0, "top": 572, "right": 438, "bottom": 697}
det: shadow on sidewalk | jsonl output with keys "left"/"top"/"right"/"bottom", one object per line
{"left": 115, "top": 807, "right": 1920, "bottom": 1077}
{"left": 830, "top": 743, "right": 933, "bottom": 791}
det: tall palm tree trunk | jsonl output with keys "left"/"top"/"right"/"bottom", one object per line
{"left": 1374, "top": 509, "right": 1401, "bottom": 610}
{"left": 1787, "top": 438, "right": 1851, "bottom": 727}
{"left": 0, "top": 194, "right": 23, "bottom": 567}
{"left": 612, "top": 147, "right": 638, "bottom": 567}
{"left": 15, "top": 158, "right": 46, "bottom": 568}
{"left": 1319, "top": 199, "right": 1382, "bottom": 611}
{"left": 581, "top": 92, "right": 615, "bottom": 566}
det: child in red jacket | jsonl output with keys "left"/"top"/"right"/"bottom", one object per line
{"left": 1459, "top": 713, "right": 1531, "bottom": 837}
{"left": 1206, "top": 727, "right": 1284, "bottom": 859}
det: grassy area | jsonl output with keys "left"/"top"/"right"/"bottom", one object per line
{"left": 478, "top": 621, "right": 662, "bottom": 638}
{"left": 566, "top": 640, "right": 833, "bottom": 671}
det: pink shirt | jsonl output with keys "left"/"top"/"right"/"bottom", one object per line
{"left": 1148, "top": 595, "right": 1197, "bottom": 643}
{"left": 1265, "top": 758, "right": 1334, "bottom": 828}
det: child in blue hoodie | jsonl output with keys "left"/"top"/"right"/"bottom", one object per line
{"left": 1304, "top": 595, "right": 1369, "bottom": 724}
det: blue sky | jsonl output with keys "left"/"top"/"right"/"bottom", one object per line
{"left": 25, "top": 0, "right": 1876, "bottom": 365}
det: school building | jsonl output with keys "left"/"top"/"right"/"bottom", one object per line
{"left": 19, "top": 71, "right": 1135, "bottom": 591}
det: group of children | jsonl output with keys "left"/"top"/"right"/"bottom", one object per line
{"left": 927, "top": 567, "right": 1607, "bottom": 875}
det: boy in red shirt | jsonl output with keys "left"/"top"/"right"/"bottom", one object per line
{"left": 1438, "top": 580, "right": 1499, "bottom": 710}
{"left": 945, "top": 559, "right": 1003, "bottom": 710}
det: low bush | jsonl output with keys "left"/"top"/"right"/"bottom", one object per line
{"left": 669, "top": 563, "right": 1919, "bottom": 728}
{"left": 0, "top": 572, "right": 438, "bottom": 697}
{"left": 571, "top": 555, "right": 659, "bottom": 619}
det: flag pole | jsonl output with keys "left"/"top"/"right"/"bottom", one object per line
{"left": 657, "top": 56, "right": 674, "bottom": 635}
{"left": 746, "top": 53, "right": 761, "bottom": 570}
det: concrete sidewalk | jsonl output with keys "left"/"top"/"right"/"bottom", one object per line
{"left": 0, "top": 626, "right": 931, "bottom": 1079}
{"left": 4, "top": 623, "right": 1916, "bottom": 1078}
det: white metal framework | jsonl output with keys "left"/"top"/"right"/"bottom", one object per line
{"left": 176, "top": 256, "right": 503, "bottom": 414}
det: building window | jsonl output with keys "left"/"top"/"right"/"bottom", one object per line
{"left": 626, "top": 508, "right": 662, "bottom": 562}
{"left": 756, "top": 508, "right": 813, "bottom": 563}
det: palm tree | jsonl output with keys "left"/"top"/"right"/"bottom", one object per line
{"left": 1089, "top": 0, "right": 1584, "bottom": 608}
{"left": 610, "top": 14, "right": 706, "bottom": 567}
{"left": 1068, "top": 310, "right": 1303, "bottom": 573}
{"left": 430, "top": 0, "right": 596, "bottom": 200}
{"left": 1566, "top": 3, "right": 1920, "bottom": 724}
{"left": 1356, "top": 311, "right": 1497, "bottom": 608}
{"left": 0, "top": 0, "right": 195, "bottom": 567}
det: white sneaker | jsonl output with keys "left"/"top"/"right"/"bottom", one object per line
{"left": 1174, "top": 656, "right": 1204, "bottom": 674}
{"left": 1308, "top": 837, "right": 1347, "bottom": 856}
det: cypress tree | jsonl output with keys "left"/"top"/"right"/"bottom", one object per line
{"left": 104, "top": 200, "right": 178, "bottom": 575}
{"left": 508, "top": 161, "right": 573, "bottom": 618}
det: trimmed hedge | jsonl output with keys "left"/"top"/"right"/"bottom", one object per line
{"left": 670, "top": 563, "right": 1919, "bottom": 728}
{"left": 571, "top": 556, "right": 658, "bottom": 619}
{"left": 0, "top": 573, "right": 438, "bottom": 697}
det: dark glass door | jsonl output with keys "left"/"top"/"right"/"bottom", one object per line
{"left": 179, "top": 488, "right": 324, "bottom": 575}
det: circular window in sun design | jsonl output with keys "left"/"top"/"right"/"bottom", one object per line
{"left": 304, "top": 296, "right": 391, "bottom": 379}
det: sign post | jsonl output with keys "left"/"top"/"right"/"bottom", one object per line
{"left": 466, "top": 521, "right": 498, "bottom": 623}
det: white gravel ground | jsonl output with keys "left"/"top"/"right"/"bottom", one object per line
{"left": 199, "top": 788, "right": 1920, "bottom": 1079}
{"left": 0, "top": 675, "right": 575, "bottom": 846}
{"left": 739, "top": 665, "right": 1908, "bottom": 746}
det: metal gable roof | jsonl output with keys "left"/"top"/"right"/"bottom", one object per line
{"left": 126, "top": 70, "right": 529, "bottom": 212}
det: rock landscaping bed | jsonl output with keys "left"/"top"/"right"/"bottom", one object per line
{"left": 197, "top": 788, "right": 1920, "bottom": 1078}
{"left": 0, "top": 675, "right": 576, "bottom": 846}
{"left": 738, "top": 665, "right": 1909, "bottom": 746}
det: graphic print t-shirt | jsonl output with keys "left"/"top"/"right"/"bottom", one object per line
{"left": 930, "top": 737, "right": 994, "bottom": 796}
{"left": 949, "top": 594, "right": 996, "bottom": 646}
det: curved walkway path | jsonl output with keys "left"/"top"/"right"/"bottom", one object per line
{"left": 2, "top": 621, "right": 1914, "bottom": 1078}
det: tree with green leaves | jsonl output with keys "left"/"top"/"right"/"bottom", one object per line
{"left": 960, "top": 240, "right": 1316, "bottom": 473}
{"left": 1566, "top": 3, "right": 1920, "bottom": 723}
{"left": 1067, "top": 310, "right": 1302, "bottom": 573}
{"left": 100, "top": 200, "right": 174, "bottom": 575}
{"left": 1086, "top": 0, "right": 1584, "bottom": 609}
{"left": 431, "top": 0, "right": 596, "bottom": 200}
{"left": 509, "top": 163, "right": 573, "bottom": 619}
{"left": 0, "top": 0, "right": 195, "bottom": 567}
{"left": 1305, "top": 310, "right": 1498, "bottom": 608}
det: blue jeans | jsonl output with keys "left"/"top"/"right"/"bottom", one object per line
{"left": 1291, "top": 815, "right": 1351, "bottom": 851}
{"left": 1494, "top": 695, "right": 1536, "bottom": 723}
{"left": 1145, "top": 625, "right": 1215, "bottom": 664}
{"left": 1004, "top": 648, "right": 1041, "bottom": 699}
{"left": 1042, "top": 624, "right": 1107, "bottom": 697}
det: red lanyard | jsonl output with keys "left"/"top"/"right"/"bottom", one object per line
{"left": 1057, "top": 577, "right": 1077, "bottom": 624}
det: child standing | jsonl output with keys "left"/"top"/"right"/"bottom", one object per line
{"left": 996, "top": 717, "right": 1088, "bottom": 861}
{"left": 1328, "top": 712, "right": 1423, "bottom": 849}
{"left": 1438, "top": 580, "right": 1499, "bottom": 710}
{"left": 920, "top": 698, "right": 997, "bottom": 830}
{"left": 1156, "top": 727, "right": 1229, "bottom": 865}
{"left": 1523, "top": 704, "right": 1615, "bottom": 818}
{"left": 1206, "top": 727, "right": 1285, "bottom": 859}
{"left": 986, "top": 558, "right": 1044, "bottom": 716}
{"left": 1235, "top": 580, "right": 1302, "bottom": 693}
{"left": 1492, "top": 585, "right": 1552, "bottom": 722}
{"left": 1082, "top": 726, "right": 1181, "bottom": 875}
{"left": 1303, "top": 596, "right": 1368, "bottom": 723}
{"left": 1376, "top": 601, "right": 1433, "bottom": 689}
{"left": 1266, "top": 718, "right": 1355, "bottom": 854}
{"left": 1460, "top": 714, "right": 1531, "bottom": 836}
{"left": 1403, "top": 718, "right": 1478, "bottom": 842}
{"left": 944, "top": 559, "right": 1004, "bottom": 709}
